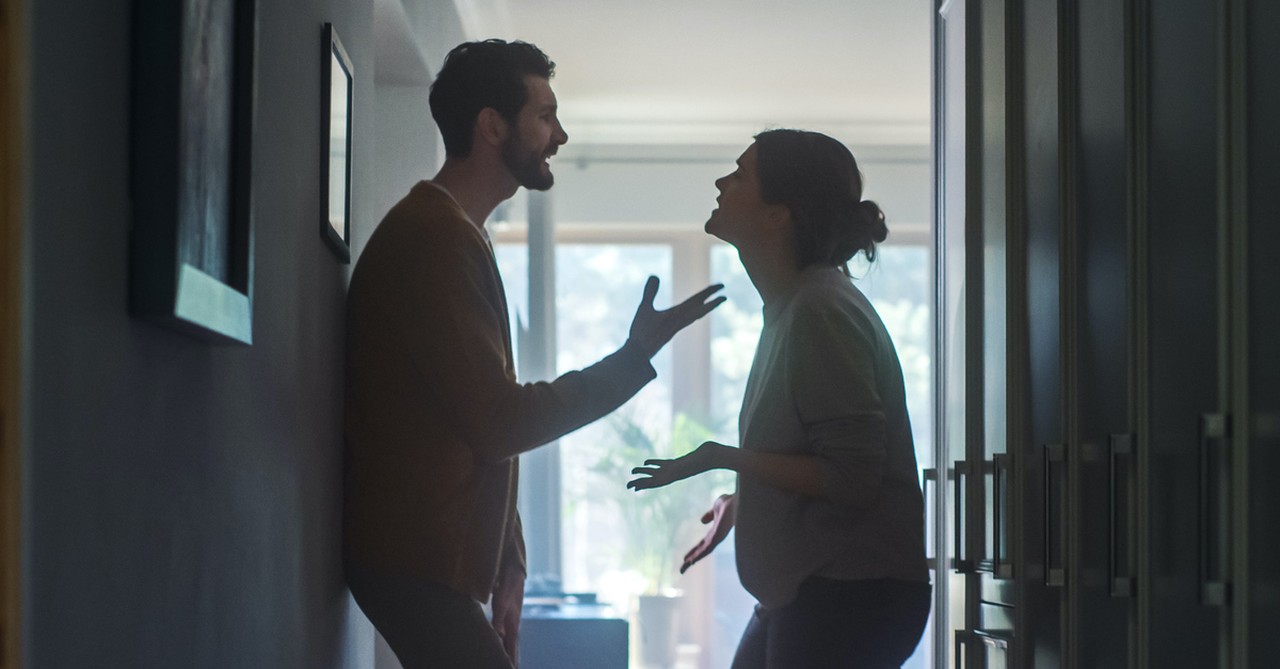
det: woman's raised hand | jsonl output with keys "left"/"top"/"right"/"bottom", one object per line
{"left": 626, "top": 441, "right": 724, "bottom": 491}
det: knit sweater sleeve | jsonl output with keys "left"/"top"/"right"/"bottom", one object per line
{"left": 786, "top": 300, "right": 887, "bottom": 509}
{"left": 373, "top": 201, "right": 657, "bottom": 464}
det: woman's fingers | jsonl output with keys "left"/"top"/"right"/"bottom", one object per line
{"left": 681, "top": 544, "right": 709, "bottom": 573}
{"left": 626, "top": 474, "right": 665, "bottom": 490}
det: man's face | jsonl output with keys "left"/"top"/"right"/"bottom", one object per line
{"left": 501, "top": 75, "right": 569, "bottom": 191}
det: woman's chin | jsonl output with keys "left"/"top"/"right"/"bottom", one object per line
{"left": 704, "top": 213, "right": 726, "bottom": 238}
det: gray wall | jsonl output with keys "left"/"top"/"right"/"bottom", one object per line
{"left": 20, "top": 0, "right": 443, "bottom": 666}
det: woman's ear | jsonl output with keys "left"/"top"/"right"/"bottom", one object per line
{"left": 763, "top": 202, "right": 793, "bottom": 231}
{"left": 475, "top": 107, "right": 510, "bottom": 149}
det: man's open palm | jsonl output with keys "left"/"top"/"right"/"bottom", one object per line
{"left": 627, "top": 276, "right": 725, "bottom": 359}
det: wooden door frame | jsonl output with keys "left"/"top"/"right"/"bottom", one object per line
{"left": 1, "top": 0, "right": 25, "bottom": 666}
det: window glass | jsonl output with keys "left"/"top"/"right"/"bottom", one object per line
{"left": 498, "top": 238, "right": 933, "bottom": 669}
{"left": 494, "top": 243, "right": 529, "bottom": 364}
{"left": 556, "top": 244, "right": 676, "bottom": 610}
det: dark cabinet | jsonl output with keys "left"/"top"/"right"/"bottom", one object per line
{"left": 934, "top": 0, "right": 1276, "bottom": 667}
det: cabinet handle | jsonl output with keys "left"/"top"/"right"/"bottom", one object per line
{"left": 924, "top": 467, "right": 938, "bottom": 568}
{"left": 953, "top": 460, "right": 973, "bottom": 573}
{"left": 1109, "top": 434, "right": 1136, "bottom": 597}
{"left": 1198, "top": 414, "right": 1231, "bottom": 606}
{"left": 992, "top": 453, "right": 1012, "bottom": 579}
{"left": 954, "top": 630, "right": 970, "bottom": 669}
{"left": 1044, "top": 443, "right": 1065, "bottom": 587}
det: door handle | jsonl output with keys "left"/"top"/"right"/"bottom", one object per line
{"left": 1109, "top": 433, "right": 1136, "bottom": 597}
{"left": 924, "top": 467, "right": 938, "bottom": 568}
{"left": 1044, "top": 443, "right": 1065, "bottom": 587}
{"left": 953, "top": 460, "right": 973, "bottom": 573}
{"left": 1198, "top": 414, "right": 1231, "bottom": 606}
{"left": 992, "top": 453, "right": 1012, "bottom": 579}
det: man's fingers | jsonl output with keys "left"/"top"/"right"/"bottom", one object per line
{"left": 640, "top": 275, "right": 660, "bottom": 307}
{"left": 701, "top": 509, "right": 714, "bottom": 524}
{"left": 689, "top": 296, "right": 727, "bottom": 320}
{"left": 505, "top": 634, "right": 519, "bottom": 665}
{"left": 496, "top": 613, "right": 519, "bottom": 663}
{"left": 676, "top": 283, "right": 725, "bottom": 309}
{"left": 668, "top": 286, "right": 725, "bottom": 318}
{"left": 667, "top": 295, "right": 727, "bottom": 332}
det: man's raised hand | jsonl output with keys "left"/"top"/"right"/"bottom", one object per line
{"left": 626, "top": 276, "right": 725, "bottom": 359}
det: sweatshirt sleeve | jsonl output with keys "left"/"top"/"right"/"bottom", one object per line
{"left": 375, "top": 212, "right": 657, "bottom": 463}
{"left": 786, "top": 302, "right": 887, "bottom": 509}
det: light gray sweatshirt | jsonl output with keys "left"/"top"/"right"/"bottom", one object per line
{"left": 734, "top": 266, "right": 929, "bottom": 608}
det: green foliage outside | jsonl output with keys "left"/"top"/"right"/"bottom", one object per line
{"left": 590, "top": 412, "right": 735, "bottom": 594}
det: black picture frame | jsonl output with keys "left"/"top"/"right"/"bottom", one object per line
{"left": 129, "top": 0, "right": 257, "bottom": 344}
{"left": 322, "top": 23, "right": 353, "bottom": 263}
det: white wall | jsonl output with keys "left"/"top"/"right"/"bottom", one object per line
{"left": 545, "top": 144, "right": 931, "bottom": 231}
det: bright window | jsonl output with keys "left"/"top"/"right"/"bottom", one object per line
{"left": 495, "top": 220, "right": 932, "bottom": 668}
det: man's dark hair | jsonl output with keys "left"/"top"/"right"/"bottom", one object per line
{"left": 429, "top": 39, "right": 556, "bottom": 158}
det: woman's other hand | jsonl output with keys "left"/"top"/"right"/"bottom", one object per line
{"left": 680, "top": 493, "right": 737, "bottom": 574}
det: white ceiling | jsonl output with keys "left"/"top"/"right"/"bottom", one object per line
{"left": 457, "top": 0, "right": 932, "bottom": 146}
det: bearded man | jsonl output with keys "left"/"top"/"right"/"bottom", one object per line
{"left": 342, "top": 39, "right": 724, "bottom": 669}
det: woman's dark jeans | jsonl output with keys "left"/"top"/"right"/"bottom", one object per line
{"left": 731, "top": 577, "right": 932, "bottom": 669}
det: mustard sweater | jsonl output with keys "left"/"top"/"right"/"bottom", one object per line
{"left": 344, "top": 182, "right": 656, "bottom": 602}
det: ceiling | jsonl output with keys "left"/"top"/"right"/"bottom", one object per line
{"left": 457, "top": 0, "right": 932, "bottom": 146}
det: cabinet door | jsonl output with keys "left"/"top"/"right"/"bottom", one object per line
{"left": 1143, "top": 0, "right": 1225, "bottom": 666}
{"left": 1244, "top": 0, "right": 1280, "bottom": 662}
{"left": 976, "top": 0, "right": 1020, "bottom": 656}
{"left": 1020, "top": 0, "right": 1065, "bottom": 664}
{"left": 937, "top": 1, "right": 978, "bottom": 666}
{"left": 978, "top": 0, "right": 1010, "bottom": 587}
{"left": 1072, "top": 0, "right": 1134, "bottom": 666}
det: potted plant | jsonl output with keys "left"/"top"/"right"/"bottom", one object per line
{"left": 590, "top": 411, "right": 732, "bottom": 667}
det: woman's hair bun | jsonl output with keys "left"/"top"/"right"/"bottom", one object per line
{"left": 752, "top": 129, "right": 890, "bottom": 267}
{"left": 857, "top": 200, "right": 889, "bottom": 245}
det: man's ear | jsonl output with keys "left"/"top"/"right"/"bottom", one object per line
{"left": 475, "top": 107, "right": 510, "bottom": 150}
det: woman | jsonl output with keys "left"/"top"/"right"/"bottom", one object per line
{"left": 627, "top": 129, "right": 930, "bottom": 668}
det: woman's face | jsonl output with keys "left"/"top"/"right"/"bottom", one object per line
{"left": 705, "top": 143, "right": 774, "bottom": 246}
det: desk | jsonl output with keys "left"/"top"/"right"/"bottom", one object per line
{"left": 520, "top": 602, "right": 629, "bottom": 669}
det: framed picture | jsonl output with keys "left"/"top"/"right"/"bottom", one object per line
{"left": 129, "top": 0, "right": 257, "bottom": 344}
{"left": 322, "top": 23, "right": 353, "bottom": 263}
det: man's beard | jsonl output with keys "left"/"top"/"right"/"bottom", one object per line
{"left": 501, "top": 134, "right": 554, "bottom": 191}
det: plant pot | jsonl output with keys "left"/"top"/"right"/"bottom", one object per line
{"left": 637, "top": 592, "right": 682, "bottom": 668}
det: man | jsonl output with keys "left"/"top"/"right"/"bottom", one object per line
{"left": 343, "top": 39, "right": 724, "bottom": 669}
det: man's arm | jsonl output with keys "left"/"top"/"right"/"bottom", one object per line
{"left": 629, "top": 304, "right": 886, "bottom": 509}
{"left": 387, "top": 219, "right": 722, "bottom": 463}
